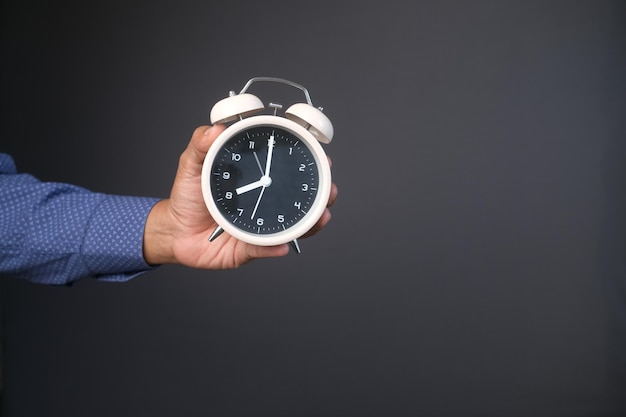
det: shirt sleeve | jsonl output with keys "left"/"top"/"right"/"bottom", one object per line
{"left": 0, "top": 153, "right": 161, "bottom": 285}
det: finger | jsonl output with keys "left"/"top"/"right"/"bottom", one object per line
{"left": 179, "top": 124, "right": 226, "bottom": 178}
{"left": 327, "top": 182, "right": 338, "bottom": 207}
{"left": 245, "top": 243, "right": 290, "bottom": 261}
{"left": 301, "top": 208, "right": 332, "bottom": 239}
{"left": 191, "top": 124, "right": 226, "bottom": 160}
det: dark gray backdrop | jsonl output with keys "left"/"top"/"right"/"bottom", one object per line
{"left": 2, "top": 1, "right": 625, "bottom": 416}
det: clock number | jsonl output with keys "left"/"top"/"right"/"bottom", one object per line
{"left": 231, "top": 153, "right": 241, "bottom": 161}
{"left": 277, "top": 214, "right": 284, "bottom": 223}
{"left": 294, "top": 201, "right": 301, "bottom": 209}
{"left": 222, "top": 171, "right": 230, "bottom": 180}
{"left": 256, "top": 218, "right": 264, "bottom": 226}
{"left": 289, "top": 147, "right": 293, "bottom": 155}
{"left": 249, "top": 141, "right": 255, "bottom": 149}
{"left": 301, "top": 184, "right": 309, "bottom": 192}
{"left": 225, "top": 192, "right": 233, "bottom": 200}
{"left": 299, "top": 163, "right": 305, "bottom": 172}
{"left": 237, "top": 208, "right": 244, "bottom": 216}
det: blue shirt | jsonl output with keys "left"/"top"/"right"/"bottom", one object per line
{"left": 0, "top": 153, "right": 160, "bottom": 285}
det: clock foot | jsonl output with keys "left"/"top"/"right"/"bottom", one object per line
{"left": 208, "top": 226, "right": 224, "bottom": 242}
{"left": 289, "top": 239, "right": 301, "bottom": 254}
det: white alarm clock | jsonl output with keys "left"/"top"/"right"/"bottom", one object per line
{"left": 201, "top": 77, "right": 334, "bottom": 253}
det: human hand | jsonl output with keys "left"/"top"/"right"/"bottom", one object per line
{"left": 142, "top": 125, "right": 338, "bottom": 269}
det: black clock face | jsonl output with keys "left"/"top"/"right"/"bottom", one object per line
{"left": 209, "top": 125, "right": 320, "bottom": 235}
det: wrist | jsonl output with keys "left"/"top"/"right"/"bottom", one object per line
{"left": 143, "top": 199, "right": 176, "bottom": 265}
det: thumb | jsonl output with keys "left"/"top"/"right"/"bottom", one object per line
{"left": 180, "top": 124, "right": 226, "bottom": 177}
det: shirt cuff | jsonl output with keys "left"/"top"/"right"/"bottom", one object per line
{"left": 82, "top": 195, "right": 161, "bottom": 282}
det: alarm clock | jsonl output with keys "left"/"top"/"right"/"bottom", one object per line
{"left": 201, "top": 77, "right": 334, "bottom": 253}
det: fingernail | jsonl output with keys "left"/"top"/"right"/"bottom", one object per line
{"left": 204, "top": 127, "right": 211, "bottom": 136}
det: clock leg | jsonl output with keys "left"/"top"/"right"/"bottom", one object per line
{"left": 208, "top": 225, "right": 224, "bottom": 242}
{"left": 289, "top": 239, "right": 301, "bottom": 254}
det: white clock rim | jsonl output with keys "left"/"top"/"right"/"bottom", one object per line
{"left": 201, "top": 115, "right": 332, "bottom": 246}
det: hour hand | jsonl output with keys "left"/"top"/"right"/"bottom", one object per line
{"left": 236, "top": 175, "right": 272, "bottom": 195}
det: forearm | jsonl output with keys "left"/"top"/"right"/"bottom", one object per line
{"left": 0, "top": 153, "right": 159, "bottom": 285}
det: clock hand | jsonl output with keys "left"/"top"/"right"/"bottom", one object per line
{"left": 236, "top": 179, "right": 264, "bottom": 195}
{"left": 236, "top": 175, "right": 272, "bottom": 195}
{"left": 247, "top": 134, "right": 276, "bottom": 220}
{"left": 253, "top": 151, "right": 264, "bottom": 176}
{"left": 264, "top": 134, "right": 275, "bottom": 177}
{"left": 250, "top": 185, "right": 265, "bottom": 220}
{"left": 246, "top": 136, "right": 276, "bottom": 220}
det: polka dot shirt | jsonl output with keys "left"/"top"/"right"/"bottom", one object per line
{"left": 0, "top": 153, "right": 160, "bottom": 285}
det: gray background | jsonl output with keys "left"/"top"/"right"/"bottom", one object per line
{"left": 2, "top": 1, "right": 626, "bottom": 416}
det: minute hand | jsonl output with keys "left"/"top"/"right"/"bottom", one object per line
{"left": 264, "top": 134, "right": 275, "bottom": 177}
